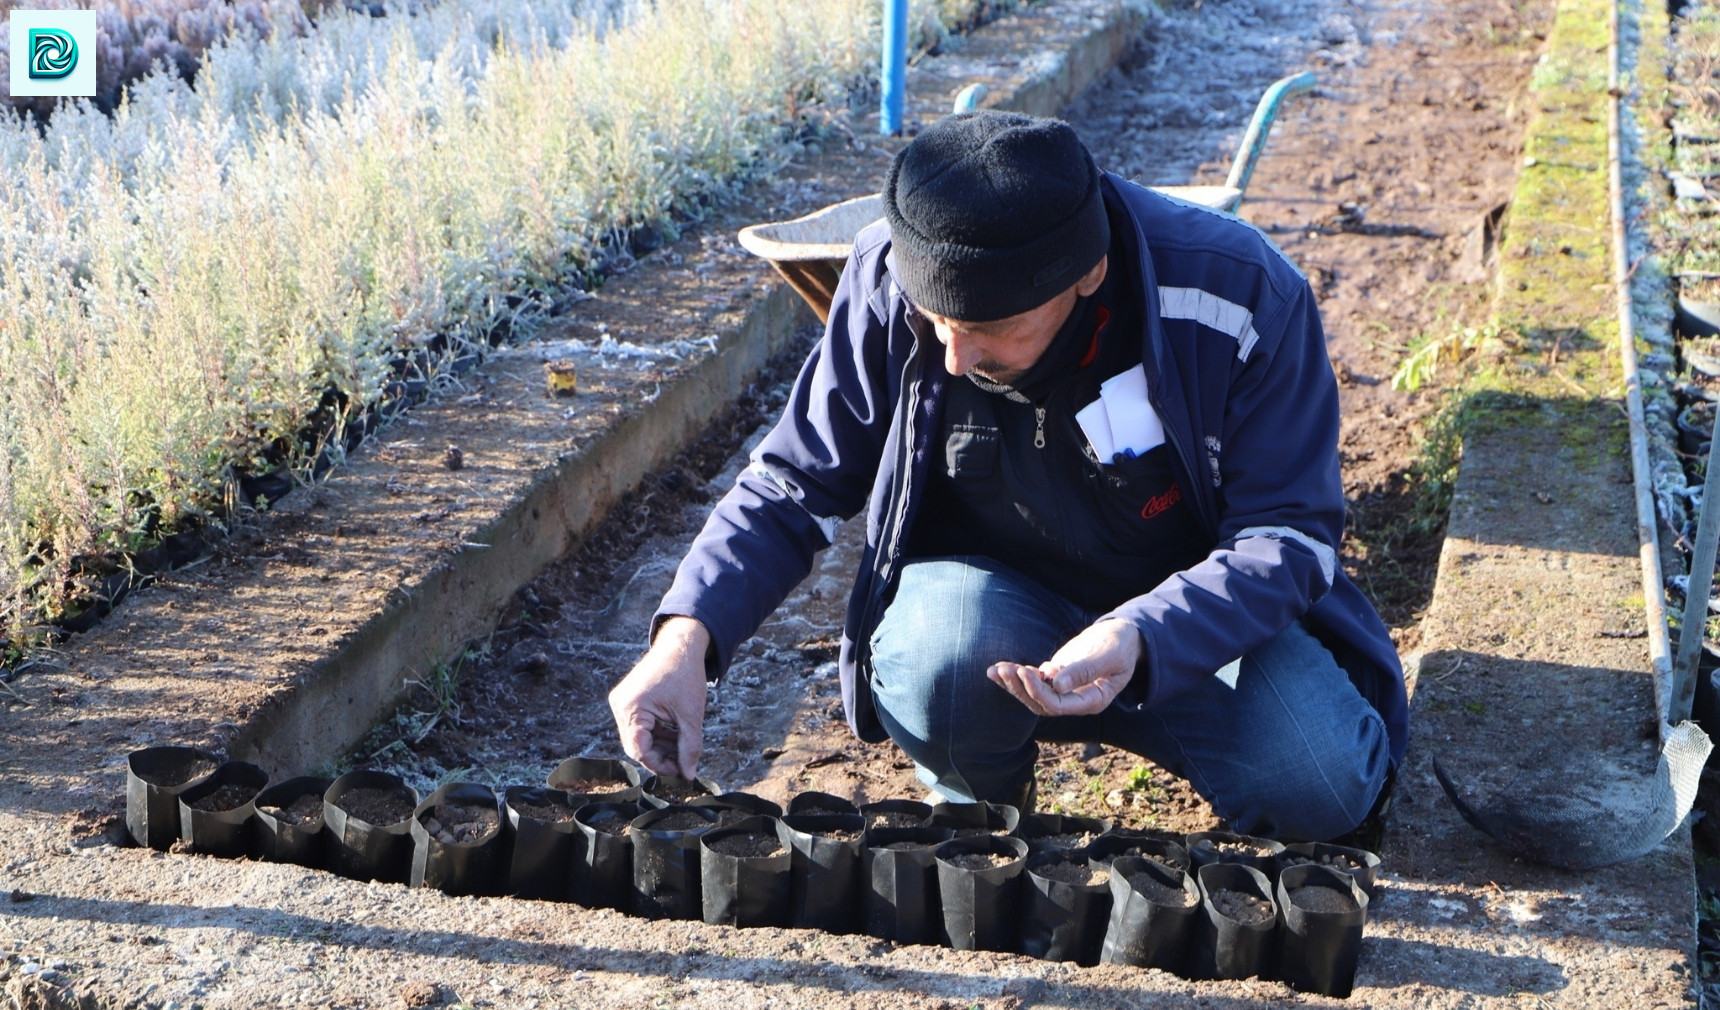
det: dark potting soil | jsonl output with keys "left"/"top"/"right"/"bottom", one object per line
{"left": 262, "top": 794, "right": 325, "bottom": 829}
{"left": 948, "top": 851, "right": 1017, "bottom": 871}
{"left": 188, "top": 783, "right": 260, "bottom": 813}
{"left": 1288, "top": 886, "right": 1358, "bottom": 914}
{"left": 1193, "top": 838, "right": 1274, "bottom": 859}
{"left": 805, "top": 825, "right": 860, "bottom": 841}
{"left": 1125, "top": 869, "right": 1197, "bottom": 907}
{"left": 1037, "top": 862, "right": 1108, "bottom": 887}
{"left": 335, "top": 788, "right": 415, "bottom": 826}
{"left": 708, "top": 832, "right": 783, "bottom": 858}
{"left": 1281, "top": 851, "right": 1368, "bottom": 871}
{"left": 796, "top": 805, "right": 853, "bottom": 817}
{"left": 867, "top": 811, "right": 925, "bottom": 830}
{"left": 421, "top": 804, "right": 500, "bottom": 845}
{"left": 136, "top": 757, "right": 217, "bottom": 788}
{"left": 513, "top": 800, "right": 579, "bottom": 823}
{"left": 560, "top": 777, "right": 630, "bottom": 796}
{"left": 649, "top": 780, "right": 712, "bottom": 802}
{"left": 588, "top": 813, "right": 631, "bottom": 836}
{"left": 1210, "top": 888, "right": 1275, "bottom": 924}
{"left": 647, "top": 810, "right": 715, "bottom": 833}
{"left": 881, "top": 840, "right": 939, "bottom": 851}
{"left": 1039, "top": 830, "right": 1096, "bottom": 849}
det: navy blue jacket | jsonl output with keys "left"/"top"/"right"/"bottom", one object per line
{"left": 657, "top": 175, "right": 1410, "bottom": 767}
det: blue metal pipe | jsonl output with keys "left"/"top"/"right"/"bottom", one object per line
{"left": 881, "top": 0, "right": 907, "bottom": 134}
{"left": 1224, "top": 71, "right": 1316, "bottom": 196}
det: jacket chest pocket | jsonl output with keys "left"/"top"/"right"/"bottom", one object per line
{"left": 943, "top": 424, "right": 1000, "bottom": 478}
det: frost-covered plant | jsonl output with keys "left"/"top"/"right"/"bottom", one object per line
{"left": 0, "top": 0, "right": 1000, "bottom": 647}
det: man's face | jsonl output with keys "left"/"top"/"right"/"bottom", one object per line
{"left": 913, "top": 255, "right": 1108, "bottom": 386}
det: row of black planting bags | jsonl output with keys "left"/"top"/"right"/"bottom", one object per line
{"left": 125, "top": 748, "right": 1379, "bottom": 998}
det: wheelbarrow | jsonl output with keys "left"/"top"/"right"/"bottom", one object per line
{"left": 737, "top": 72, "right": 1317, "bottom": 323}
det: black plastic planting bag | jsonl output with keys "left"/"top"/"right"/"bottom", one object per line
{"left": 1020, "top": 850, "right": 1113, "bottom": 965}
{"left": 1276, "top": 864, "right": 1369, "bottom": 997}
{"left": 862, "top": 826, "right": 954, "bottom": 944}
{"left": 786, "top": 791, "right": 857, "bottom": 817}
{"left": 572, "top": 801, "right": 638, "bottom": 910}
{"left": 690, "top": 791, "right": 783, "bottom": 826}
{"left": 779, "top": 812, "right": 866, "bottom": 933}
{"left": 928, "top": 800, "right": 1020, "bottom": 835}
{"left": 253, "top": 776, "right": 332, "bottom": 868}
{"left": 177, "top": 761, "right": 269, "bottom": 858}
{"left": 859, "top": 799, "right": 932, "bottom": 831}
{"left": 324, "top": 771, "right": 420, "bottom": 884}
{"left": 935, "top": 834, "right": 1029, "bottom": 952}
{"left": 504, "top": 787, "right": 582, "bottom": 900}
{"left": 546, "top": 757, "right": 642, "bottom": 806}
{"left": 1186, "top": 830, "right": 1285, "bottom": 874}
{"left": 630, "top": 804, "right": 719, "bottom": 920}
{"left": 1099, "top": 855, "right": 1203, "bottom": 972}
{"left": 1196, "top": 862, "right": 1280, "bottom": 981}
{"left": 700, "top": 815, "right": 792, "bottom": 927}
{"left": 1088, "top": 834, "right": 1190, "bottom": 874}
{"left": 1015, "top": 813, "right": 1113, "bottom": 857}
{"left": 1276, "top": 842, "right": 1382, "bottom": 897}
{"left": 410, "top": 783, "right": 507, "bottom": 896}
{"left": 639, "top": 774, "right": 723, "bottom": 810}
{"left": 126, "top": 746, "right": 218, "bottom": 849}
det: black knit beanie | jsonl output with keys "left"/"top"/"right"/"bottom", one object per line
{"left": 884, "top": 111, "right": 1109, "bottom": 322}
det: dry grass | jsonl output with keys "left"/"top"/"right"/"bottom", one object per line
{"left": 0, "top": 0, "right": 1005, "bottom": 651}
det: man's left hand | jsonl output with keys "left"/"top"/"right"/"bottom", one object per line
{"left": 986, "top": 618, "right": 1144, "bottom": 717}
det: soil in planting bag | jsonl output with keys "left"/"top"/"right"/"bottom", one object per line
{"left": 1098, "top": 855, "right": 1203, "bottom": 972}
{"left": 1275, "top": 863, "right": 1368, "bottom": 997}
{"left": 1020, "top": 849, "right": 1113, "bottom": 965}
{"left": 1195, "top": 862, "right": 1280, "bottom": 981}
{"left": 1015, "top": 813, "right": 1113, "bottom": 857}
{"left": 572, "top": 801, "right": 637, "bottom": 910}
{"left": 1276, "top": 842, "right": 1381, "bottom": 897}
{"left": 861, "top": 825, "right": 955, "bottom": 944}
{"left": 630, "top": 804, "right": 720, "bottom": 920}
{"left": 324, "top": 771, "right": 420, "bottom": 884}
{"left": 126, "top": 746, "right": 219, "bottom": 849}
{"left": 859, "top": 799, "right": 933, "bottom": 832}
{"left": 639, "top": 773, "right": 723, "bottom": 810}
{"left": 1186, "top": 830, "right": 1285, "bottom": 876}
{"left": 934, "top": 834, "right": 1030, "bottom": 952}
{"left": 690, "top": 791, "right": 783, "bottom": 828}
{"left": 546, "top": 757, "right": 642, "bottom": 806}
{"left": 928, "top": 800, "right": 1020, "bottom": 836}
{"left": 410, "top": 783, "right": 507, "bottom": 896}
{"left": 786, "top": 791, "right": 858, "bottom": 817}
{"left": 1088, "top": 834, "right": 1190, "bottom": 874}
{"left": 253, "top": 776, "right": 333, "bottom": 868}
{"left": 779, "top": 812, "right": 867, "bottom": 933}
{"left": 699, "top": 815, "right": 793, "bottom": 927}
{"left": 177, "top": 761, "right": 269, "bottom": 858}
{"left": 504, "top": 786, "right": 582, "bottom": 900}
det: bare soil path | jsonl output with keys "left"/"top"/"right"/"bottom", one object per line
{"left": 0, "top": 0, "right": 1583, "bottom": 1006}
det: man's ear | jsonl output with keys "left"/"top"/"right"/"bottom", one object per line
{"left": 1075, "top": 255, "right": 1108, "bottom": 297}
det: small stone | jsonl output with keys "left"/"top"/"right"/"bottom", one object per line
{"left": 442, "top": 445, "right": 464, "bottom": 471}
{"left": 437, "top": 830, "right": 456, "bottom": 845}
{"left": 21, "top": 962, "right": 40, "bottom": 975}
{"left": 422, "top": 818, "right": 442, "bottom": 835}
{"left": 37, "top": 969, "right": 58, "bottom": 982}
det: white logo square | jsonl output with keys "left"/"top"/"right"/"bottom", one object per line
{"left": 10, "top": 10, "right": 97, "bottom": 98}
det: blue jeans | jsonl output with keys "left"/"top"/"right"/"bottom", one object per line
{"left": 868, "top": 557, "right": 1391, "bottom": 841}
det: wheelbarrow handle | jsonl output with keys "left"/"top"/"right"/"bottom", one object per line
{"left": 1224, "top": 71, "right": 1317, "bottom": 198}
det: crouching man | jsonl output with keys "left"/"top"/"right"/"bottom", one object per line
{"left": 609, "top": 111, "right": 1406, "bottom": 840}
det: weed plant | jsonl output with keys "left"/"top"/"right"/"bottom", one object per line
{"left": 0, "top": 0, "right": 1012, "bottom": 653}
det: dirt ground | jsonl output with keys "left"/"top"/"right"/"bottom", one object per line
{"left": 0, "top": 0, "right": 1593, "bottom": 1005}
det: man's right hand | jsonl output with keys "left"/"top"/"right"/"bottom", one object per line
{"left": 608, "top": 616, "right": 711, "bottom": 780}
